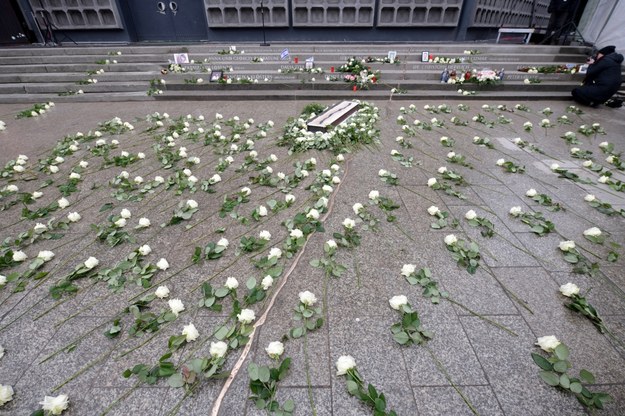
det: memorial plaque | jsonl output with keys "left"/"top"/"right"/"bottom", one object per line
{"left": 307, "top": 101, "right": 360, "bottom": 133}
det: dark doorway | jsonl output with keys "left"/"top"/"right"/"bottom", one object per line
{"left": 127, "top": 0, "right": 209, "bottom": 41}
{"left": 0, "top": 0, "right": 32, "bottom": 45}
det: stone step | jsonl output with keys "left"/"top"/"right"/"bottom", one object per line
{"left": 0, "top": 88, "right": 574, "bottom": 104}
{"left": 159, "top": 79, "right": 577, "bottom": 92}
{"left": 155, "top": 89, "right": 575, "bottom": 101}
{"left": 0, "top": 52, "right": 589, "bottom": 66}
{"left": 0, "top": 83, "right": 148, "bottom": 94}
{"left": 0, "top": 72, "right": 161, "bottom": 83}
{"left": 0, "top": 43, "right": 591, "bottom": 56}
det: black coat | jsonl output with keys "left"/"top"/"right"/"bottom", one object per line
{"left": 577, "top": 52, "right": 624, "bottom": 103}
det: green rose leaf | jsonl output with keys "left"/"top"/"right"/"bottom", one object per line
{"left": 539, "top": 371, "right": 560, "bottom": 386}
{"left": 283, "top": 399, "right": 295, "bottom": 412}
{"left": 559, "top": 373, "right": 570, "bottom": 388}
{"left": 531, "top": 353, "right": 553, "bottom": 371}
{"left": 553, "top": 360, "right": 569, "bottom": 373}
{"left": 168, "top": 373, "right": 185, "bottom": 388}
{"left": 393, "top": 331, "right": 410, "bottom": 345}
{"left": 554, "top": 344, "right": 569, "bottom": 361}
{"left": 570, "top": 382, "right": 583, "bottom": 394}
{"left": 579, "top": 369, "right": 595, "bottom": 384}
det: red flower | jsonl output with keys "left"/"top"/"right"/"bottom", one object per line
{"left": 372, "top": 76, "right": 377, "bottom": 83}
{"left": 352, "top": 85, "right": 358, "bottom": 92}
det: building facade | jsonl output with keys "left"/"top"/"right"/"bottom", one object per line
{"left": 2, "top": 0, "right": 554, "bottom": 45}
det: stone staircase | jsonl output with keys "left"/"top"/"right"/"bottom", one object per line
{"left": 0, "top": 43, "right": 598, "bottom": 103}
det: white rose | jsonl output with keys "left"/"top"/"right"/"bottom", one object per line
{"left": 155, "top": 286, "right": 170, "bottom": 299}
{"left": 285, "top": 194, "right": 295, "bottom": 203}
{"left": 401, "top": 264, "right": 416, "bottom": 277}
{"left": 550, "top": 163, "right": 560, "bottom": 171}
{"left": 57, "top": 197, "right": 69, "bottom": 208}
{"left": 438, "top": 166, "right": 448, "bottom": 174}
{"left": 268, "top": 247, "right": 282, "bottom": 259}
{"left": 598, "top": 141, "right": 609, "bottom": 149}
{"left": 342, "top": 218, "right": 356, "bottom": 229}
{"left": 259, "top": 230, "right": 271, "bottom": 240}
{"left": 583, "top": 227, "right": 601, "bottom": 237}
{"left": 0, "top": 276, "right": 5, "bottom": 287}
{"left": 306, "top": 209, "right": 320, "bottom": 220}
{"left": 322, "top": 185, "right": 333, "bottom": 193}
{"left": 12, "top": 250, "right": 27, "bottom": 262}
{"left": 40, "top": 394, "right": 69, "bottom": 415}
{"left": 84, "top": 256, "right": 99, "bottom": 269}
{"left": 336, "top": 154, "right": 345, "bottom": 162}
{"left": 299, "top": 290, "right": 317, "bottom": 306}
{"left": 261, "top": 275, "right": 273, "bottom": 290}
{"left": 598, "top": 176, "right": 609, "bottom": 184}
{"left": 559, "top": 240, "right": 576, "bottom": 252}
{"left": 210, "top": 341, "right": 228, "bottom": 358}
{"left": 389, "top": 295, "right": 408, "bottom": 310}
{"left": 559, "top": 283, "right": 580, "bottom": 298}
{"left": 526, "top": 189, "right": 537, "bottom": 197}
{"left": 336, "top": 355, "right": 356, "bottom": 375}
{"left": 257, "top": 206, "right": 268, "bottom": 216}
{"left": 67, "top": 212, "right": 81, "bottom": 222}
{"left": 79, "top": 161, "right": 88, "bottom": 168}
{"left": 326, "top": 240, "right": 337, "bottom": 249}
{"left": 447, "top": 151, "right": 456, "bottom": 159}
{"left": 427, "top": 206, "right": 440, "bottom": 216}
{"left": 241, "top": 187, "right": 251, "bottom": 196}
{"left": 182, "top": 323, "right": 200, "bottom": 342}
{"left": 138, "top": 244, "right": 152, "bottom": 256}
{"left": 237, "top": 308, "right": 255, "bottom": 324}
{"left": 465, "top": 210, "right": 477, "bottom": 220}
{"left": 509, "top": 206, "right": 522, "bottom": 216}
{"left": 513, "top": 138, "right": 522, "bottom": 144}
{"left": 217, "top": 238, "right": 230, "bottom": 248}
{"left": 186, "top": 199, "right": 198, "bottom": 209}
{"left": 168, "top": 298, "right": 185, "bottom": 316}
{"left": 584, "top": 194, "right": 595, "bottom": 202}
{"left": 496, "top": 158, "right": 505, "bottom": 166}
{"left": 570, "top": 147, "right": 580, "bottom": 154}
{"left": 120, "top": 208, "right": 131, "bottom": 219}
{"left": 5, "top": 185, "right": 18, "bottom": 192}
{"left": 332, "top": 176, "right": 341, "bottom": 185}
{"left": 134, "top": 176, "right": 144, "bottom": 184}
{"left": 34, "top": 223, "right": 47, "bottom": 232}
{"left": 265, "top": 341, "right": 284, "bottom": 358}
{"left": 535, "top": 335, "right": 561, "bottom": 352}
{"left": 582, "top": 160, "right": 593, "bottom": 167}
{"left": 353, "top": 203, "right": 364, "bottom": 214}
{"left": 37, "top": 250, "right": 55, "bottom": 262}
{"left": 138, "top": 217, "right": 151, "bottom": 227}
{"left": 368, "top": 190, "right": 379, "bottom": 200}
{"left": 444, "top": 234, "right": 457, "bottom": 246}
{"left": 49, "top": 165, "right": 59, "bottom": 173}
{"left": 32, "top": 191, "right": 43, "bottom": 199}
{"left": 290, "top": 229, "right": 304, "bottom": 239}
{"left": 137, "top": 152, "right": 145, "bottom": 159}
{"left": 114, "top": 218, "right": 126, "bottom": 228}
{"left": 157, "top": 258, "right": 170, "bottom": 270}
{"left": 427, "top": 178, "right": 437, "bottom": 187}
{"left": 225, "top": 277, "right": 239, "bottom": 290}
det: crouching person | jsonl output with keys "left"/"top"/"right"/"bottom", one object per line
{"left": 572, "top": 45, "right": 623, "bottom": 107}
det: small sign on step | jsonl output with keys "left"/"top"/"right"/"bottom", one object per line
{"left": 387, "top": 51, "right": 397, "bottom": 63}
{"left": 421, "top": 51, "right": 429, "bottom": 62}
{"left": 174, "top": 53, "right": 189, "bottom": 64}
{"left": 305, "top": 57, "right": 314, "bottom": 69}
{"left": 280, "top": 49, "right": 289, "bottom": 60}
